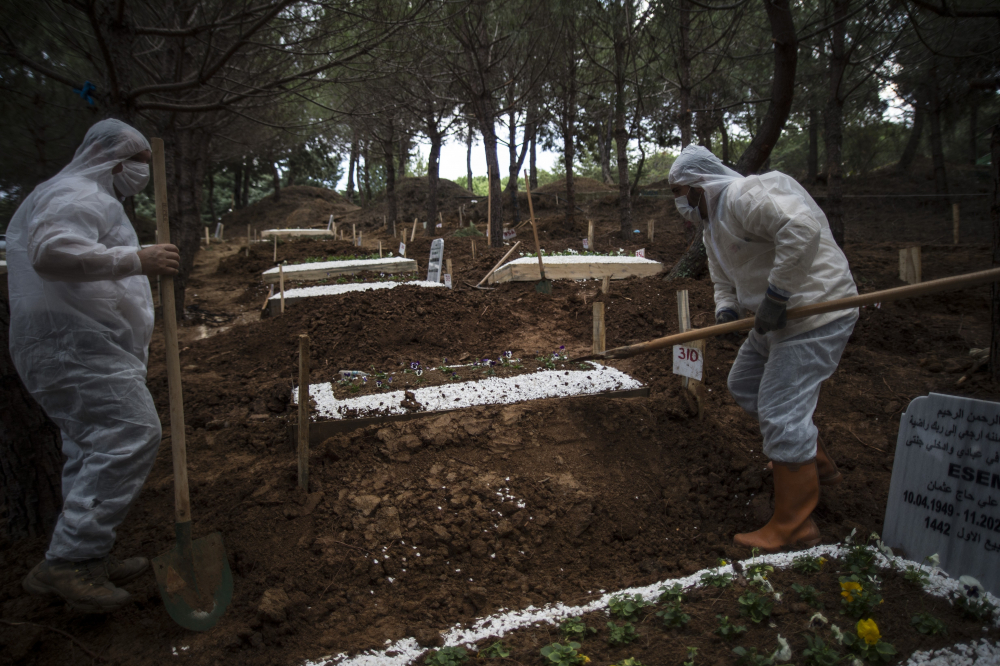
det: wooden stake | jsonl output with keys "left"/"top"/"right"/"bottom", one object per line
{"left": 393, "top": 220, "right": 396, "bottom": 236}
{"left": 446, "top": 258, "right": 452, "bottom": 282}
{"left": 220, "top": 223, "right": 224, "bottom": 242}
{"left": 648, "top": 218, "right": 654, "bottom": 242}
{"left": 601, "top": 276, "right": 610, "bottom": 294}
{"left": 471, "top": 239, "right": 476, "bottom": 260}
{"left": 379, "top": 240, "right": 383, "bottom": 257}
{"left": 458, "top": 207, "right": 463, "bottom": 227}
{"left": 486, "top": 170, "right": 492, "bottom": 244}
{"left": 273, "top": 236, "right": 277, "bottom": 262}
{"left": 477, "top": 240, "right": 522, "bottom": 287}
{"left": 410, "top": 218, "right": 418, "bottom": 243}
{"left": 952, "top": 203, "right": 960, "bottom": 244}
{"left": 588, "top": 219, "right": 594, "bottom": 251}
{"left": 261, "top": 284, "right": 273, "bottom": 313}
{"left": 593, "top": 302, "right": 606, "bottom": 354}
{"left": 439, "top": 212, "right": 443, "bottom": 227}
{"left": 677, "top": 289, "right": 705, "bottom": 419}
{"left": 298, "top": 334, "right": 310, "bottom": 491}
{"left": 205, "top": 227, "right": 210, "bottom": 246}
{"left": 279, "top": 264, "right": 285, "bottom": 314}
{"left": 899, "top": 246, "right": 922, "bottom": 284}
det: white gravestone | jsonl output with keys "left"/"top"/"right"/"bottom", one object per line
{"left": 426, "top": 238, "right": 444, "bottom": 283}
{"left": 882, "top": 393, "right": 1000, "bottom": 597}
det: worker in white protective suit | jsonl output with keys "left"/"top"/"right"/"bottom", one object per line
{"left": 668, "top": 145, "right": 858, "bottom": 552}
{"left": 9, "top": 119, "right": 180, "bottom": 612}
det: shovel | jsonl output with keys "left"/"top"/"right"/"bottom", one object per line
{"left": 523, "top": 172, "right": 552, "bottom": 295}
{"left": 572, "top": 266, "right": 1000, "bottom": 363}
{"left": 149, "top": 138, "right": 233, "bottom": 632}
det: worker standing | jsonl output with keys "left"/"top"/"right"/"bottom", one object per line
{"left": 668, "top": 145, "right": 858, "bottom": 552}
{"left": 9, "top": 119, "right": 180, "bottom": 612}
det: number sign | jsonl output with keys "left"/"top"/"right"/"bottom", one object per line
{"left": 672, "top": 344, "right": 703, "bottom": 381}
{"left": 582, "top": 238, "right": 590, "bottom": 250}
{"left": 883, "top": 393, "right": 1000, "bottom": 597}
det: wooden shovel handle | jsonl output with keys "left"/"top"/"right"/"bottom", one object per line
{"left": 575, "top": 266, "right": 1000, "bottom": 362}
{"left": 524, "top": 171, "right": 545, "bottom": 280}
{"left": 151, "top": 138, "right": 191, "bottom": 525}
{"left": 477, "top": 240, "right": 521, "bottom": 287}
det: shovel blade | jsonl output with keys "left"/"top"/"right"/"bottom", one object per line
{"left": 536, "top": 279, "right": 552, "bottom": 295}
{"left": 153, "top": 528, "right": 233, "bottom": 631}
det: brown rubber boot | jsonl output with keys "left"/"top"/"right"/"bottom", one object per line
{"left": 106, "top": 555, "right": 150, "bottom": 586}
{"left": 734, "top": 459, "right": 821, "bottom": 553}
{"left": 766, "top": 439, "right": 842, "bottom": 486}
{"left": 22, "top": 558, "right": 131, "bottom": 613}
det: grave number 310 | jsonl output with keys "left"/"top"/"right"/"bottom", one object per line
{"left": 677, "top": 347, "right": 700, "bottom": 362}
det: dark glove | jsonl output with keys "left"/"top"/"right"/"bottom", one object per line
{"left": 754, "top": 290, "right": 788, "bottom": 335}
{"left": 715, "top": 308, "right": 743, "bottom": 344}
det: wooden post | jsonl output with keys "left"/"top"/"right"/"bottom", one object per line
{"left": 677, "top": 289, "right": 705, "bottom": 419}
{"left": 593, "top": 302, "right": 606, "bottom": 354}
{"left": 279, "top": 264, "right": 285, "bottom": 314}
{"left": 601, "top": 276, "right": 610, "bottom": 294}
{"left": 392, "top": 220, "right": 396, "bottom": 237}
{"left": 471, "top": 239, "right": 477, "bottom": 260}
{"left": 439, "top": 212, "right": 443, "bottom": 227}
{"left": 379, "top": 240, "right": 383, "bottom": 258}
{"left": 648, "top": 218, "right": 654, "bottom": 242}
{"left": 588, "top": 219, "right": 594, "bottom": 251}
{"left": 205, "top": 227, "right": 210, "bottom": 246}
{"left": 220, "top": 223, "right": 224, "bottom": 241}
{"left": 273, "top": 236, "right": 277, "bottom": 262}
{"left": 458, "top": 207, "right": 463, "bottom": 227}
{"left": 297, "top": 334, "right": 310, "bottom": 491}
{"left": 486, "top": 176, "right": 492, "bottom": 243}
{"left": 446, "top": 258, "right": 452, "bottom": 283}
{"left": 353, "top": 224, "right": 356, "bottom": 243}
{"left": 359, "top": 231, "right": 363, "bottom": 247}
{"left": 410, "top": 218, "right": 418, "bottom": 243}
{"left": 953, "top": 203, "right": 960, "bottom": 245}
{"left": 899, "top": 246, "right": 922, "bottom": 284}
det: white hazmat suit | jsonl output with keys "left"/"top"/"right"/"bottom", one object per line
{"left": 668, "top": 146, "right": 858, "bottom": 464}
{"left": 7, "top": 119, "right": 160, "bottom": 562}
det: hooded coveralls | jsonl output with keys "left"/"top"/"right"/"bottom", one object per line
{"left": 668, "top": 146, "right": 858, "bottom": 464}
{"left": 6, "top": 119, "right": 160, "bottom": 562}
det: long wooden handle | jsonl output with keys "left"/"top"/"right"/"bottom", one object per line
{"left": 575, "top": 266, "right": 1000, "bottom": 362}
{"left": 524, "top": 171, "right": 545, "bottom": 279}
{"left": 477, "top": 240, "right": 521, "bottom": 287}
{"left": 151, "top": 138, "right": 191, "bottom": 525}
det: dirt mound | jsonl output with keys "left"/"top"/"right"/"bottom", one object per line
{"left": 221, "top": 185, "right": 360, "bottom": 234}
{"left": 340, "top": 177, "right": 477, "bottom": 229}
{"left": 535, "top": 176, "right": 614, "bottom": 194}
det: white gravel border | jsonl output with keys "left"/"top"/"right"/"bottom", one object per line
{"left": 303, "top": 545, "right": 1000, "bottom": 666}
{"left": 295, "top": 362, "right": 643, "bottom": 420}
{"left": 263, "top": 257, "right": 412, "bottom": 276}
{"left": 506, "top": 255, "right": 660, "bottom": 265}
{"left": 270, "top": 280, "right": 445, "bottom": 301}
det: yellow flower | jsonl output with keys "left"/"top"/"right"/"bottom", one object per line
{"left": 840, "top": 581, "right": 862, "bottom": 602}
{"left": 819, "top": 557, "right": 828, "bottom": 567}
{"left": 580, "top": 656, "right": 591, "bottom": 664}
{"left": 857, "top": 618, "right": 881, "bottom": 645}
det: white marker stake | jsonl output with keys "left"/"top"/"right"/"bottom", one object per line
{"left": 672, "top": 344, "right": 703, "bottom": 381}
{"left": 635, "top": 248, "right": 646, "bottom": 258}
{"left": 399, "top": 242, "right": 406, "bottom": 258}
{"left": 444, "top": 274, "right": 452, "bottom": 289}
{"left": 582, "top": 238, "right": 589, "bottom": 250}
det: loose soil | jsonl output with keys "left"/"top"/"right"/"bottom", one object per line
{"left": 1, "top": 163, "right": 998, "bottom": 666}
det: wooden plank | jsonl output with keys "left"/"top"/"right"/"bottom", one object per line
{"left": 286, "top": 386, "right": 651, "bottom": 448}
{"left": 261, "top": 229, "right": 336, "bottom": 239}
{"left": 262, "top": 258, "right": 417, "bottom": 284}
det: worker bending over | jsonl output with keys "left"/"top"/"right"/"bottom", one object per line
{"left": 9, "top": 119, "right": 180, "bottom": 612}
{"left": 668, "top": 145, "right": 858, "bottom": 552}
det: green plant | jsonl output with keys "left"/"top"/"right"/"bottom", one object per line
{"left": 683, "top": 646, "right": 699, "bottom": 666}
{"left": 615, "top": 659, "right": 644, "bottom": 666}
{"left": 903, "top": 565, "right": 930, "bottom": 587}
{"left": 952, "top": 592, "right": 997, "bottom": 622}
{"left": 608, "top": 594, "right": 650, "bottom": 621}
{"left": 745, "top": 557, "right": 774, "bottom": 580}
{"left": 699, "top": 568, "right": 733, "bottom": 588}
{"left": 559, "top": 616, "right": 597, "bottom": 641}
{"left": 657, "top": 583, "right": 686, "bottom": 604}
{"left": 424, "top": 646, "right": 469, "bottom": 665}
{"left": 841, "top": 533, "right": 880, "bottom": 577}
{"left": 737, "top": 590, "right": 774, "bottom": 623}
{"left": 655, "top": 602, "right": 691, "bottom": 629}
{"left": 793, "top": 554, "right": 827, "bottom": 574}
{"left": 842, "top": 619, "right": 896, "bottom": 664}
{"left": 791, "top": 583, "right": 825, "bottom": 609}
{"left": 539, "top": 642, "right": 589, "bottom": 666}
{"left": 838, "top": 575, "right": 882, "bottom": 619}
{"left": 478, "top": 640, "right": 510, "bottom": 658}
{"left": 802, "top": 634, "right": 842, "bottom": 666}
{"left": 732, "top": 646, "right": 775, "bottom": 666}
{"left": 714, "top": 614, "right": 748, "bottom": 640}
{"left": 910, "top": 612, "right": 947, "bottom": 636}
{"left": 606, "top": 621, "right": 638, "bottom": 647}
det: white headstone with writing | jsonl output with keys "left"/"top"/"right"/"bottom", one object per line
{"left": 426, "top": 238, "right": 444, "bottom": 283}
{"left": 883, "top": 393, "right": 1000, "bottom": 597}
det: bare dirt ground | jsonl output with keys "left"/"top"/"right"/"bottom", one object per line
{"left": 1, "top": 164, "right": 998, "bottom": 665}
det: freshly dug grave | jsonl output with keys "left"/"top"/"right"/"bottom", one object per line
{"left": 338, "top": 177, "right": 478, "bottom": 230}
{"left": 220, "top": 185, "right": 359, "bottom": 235}
{"left": 1, "top": 172, "right": 999, "bottom": 666}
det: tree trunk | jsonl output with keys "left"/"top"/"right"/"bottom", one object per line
{"left": 206, "top": 170, "right": 216, "bottom": 225}
{"left": 233, "top": 161, "right": 243, "bottom": 210}
{"left": 666, "top": 0, "right": 798, "bottom": 280}
{"left": 0, "top": 279, "right": 63, "bottom": 544}
{"left": 507, "top": 108, "right": 521, "bottom": 225}
{"left": 471, "top": 96, "right": 504, "bottom": 247}
{"left": 397, "top": 135, "right": 409, "bottom": 180}
{"left": 678, "top": 0, "right": 692, "bottom": 148}
{"left": 897, "top": 92, "right": 926, "bottom": 175}
{"left": 928, "top": 65, "right": 949, "bottom": 202}
{"left": 562, "top": 47, "right": 578, "bottom": 228}
{"left": 346, "top": 130, "right": 359, "bottom": 203}
{"left": 426, "top": 129, "right": 442, "bottom": 234}
{"left": 466, "top": 126, "right": 474, "bottom": 192}
{"left": 362, "top": 141, "right": 372, "bottom": 207}
{"left": 824, "top": 0, "right": 848, "bottom": 248}
{"left": 613, "top": 1, "right": 633, "bottom": 241}
{"left": 382, "top": 130, "right": 398, "bottom": 228}
{"left": 807, "top": 108, "right": 818, "bottom": 183}
{"left": 271, "top": 162, "right": 281, "bottom": 202}
{"left": 968, "top": 97, "right": 978, "bottom": 165}
{"left": 529, "top": 131, "right": 538, "bottom": 189}
{"left": 720, "top": 117, "right": 730, "bottom": 165}
{"left": 163, "top": 127, "right": 207, "bottom": 318}
{"left": 600, "top": 114, "right": 615, "bottom": 186}
{"left": 990, "top": 121, "right": 999, "bottom": 382}
{"left": 241, "top": 161, "right": 250, "bottom": 208}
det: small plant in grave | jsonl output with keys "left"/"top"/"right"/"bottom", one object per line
{"left": 910, "top": 611, "right": 947, "bottom": 636}
{"left": 655, "top": 602, "right": 691, "bottom": 629}
{"left": 791, "top": 583, "right": 825, "bottom": 609}
{"left": 732, "top": 646, "right": 775, "bottom": 666}
{"left": 479, "top": 640, "right": 511, "bottom": 658}
{"left": 840, "top": 530, "right": 880, "bottom": 577}
{"left": 841, "top": 618, "right": 896, "bottom": 663}
{"left": 838, "top": 575, "right": 882, "bottom": 619}
{"left": 605, "top": 621, "right": 638, "bottom": 647}
{"left": 902, "top": 552, "right": 938, "bottom": 588}
{"left": 737, "top": 590, "right": 774, "bottom": 623}
{"left": 423, "top": 645, "right": 469, "bottom": 665}
{"left": 608, "top": 594, "right": 651, "bottom": 621}
{"left": 801, "top": 634, "right": 842, "bottom": 666}
{"left": 539, "top": 641, "right": 590, "bottom": 665}
{"left": 559, "top": 616, "right": 597, "bottom": 641}
{"left": 699, "top": 559, "right": 733, "bottom": 588}
{"left": 792, "top": 554, "right": 827, "bottom": 575}
{"left": 615, "top": 659, "right": 644, "bottom": 666}
{"left": 683, "top": 646, "right": 699, "bottom": 666}
{"left": 714, "top": 614, "right": 748, "bottom": 640}
{"left": 657, "top": 582, "right": 686, "bottom": 604}
{"left": 951, "top": 575, "right": 998, "bottom": 622}
{"left": 745, "top": 548, "right": 775, "bottom": 579}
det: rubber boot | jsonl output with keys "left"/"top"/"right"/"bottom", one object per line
{"left": 766, "top": 439, "right": 842, "bottom": 486}
{"left": 22, "top": 558, "right": 131, "bottom": 613}
{"left": 734, "top": 459, "right": 821, "bottom": 553}
{"left": 106, "top": 555, "right": 150, "bottom": 586}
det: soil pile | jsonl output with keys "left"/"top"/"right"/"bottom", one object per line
{"left": 221, "top": 186, "right": 359, "bottom": 234}
{"left": 535, "top": 176, "right": 615, "bottom": 195}
{"left": 340, "top": 177, "right": 477, "bottom": 229}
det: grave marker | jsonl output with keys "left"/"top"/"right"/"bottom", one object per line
{"left": 427, "top": 238, "right": 444, "bottom": 283}
{"left": 635, "top": 248, "right": 646, "bottom": 258}
{"left": 882, "top": 393, "right": 1000, "bottom": 597}
{"left": 399, "top": 242, "right": 406, "bottom": 258}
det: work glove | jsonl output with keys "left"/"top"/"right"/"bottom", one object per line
{"left": 754, "top": 288, "right": 788, "bottom": 335}
{"left": 715, "top": 308, "right": 743, "bottom": 344}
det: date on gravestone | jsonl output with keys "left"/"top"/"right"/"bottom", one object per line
{"left": 882, "top": 392, "right": 1000, "bottom": 597}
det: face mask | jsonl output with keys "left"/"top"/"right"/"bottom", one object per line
{"left": 675, "top": 195, "right": 703, "bottom": 224}
{"left": 113, "top": 161, "right": 150, "bottom": 197}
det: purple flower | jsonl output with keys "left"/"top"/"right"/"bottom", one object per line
{"left": 410, "top": 361, "right": 420, "bottom": 369}
{"left": 376, "top": 380, "right": 382, "bottom": 388}
{"left": 559, "top": 345, "right": 565, "bottom": 350}
{"left": 504, "top": 351, "right": 512, "bottom": 358}
{"left": 482, "top": 358, "right": 490, "bottom": 365}
{"left": 387, "top": 376, "right": 393, "bottom": 383}
{"left": 362, "top": 376, "right": 367, "bottom": 383}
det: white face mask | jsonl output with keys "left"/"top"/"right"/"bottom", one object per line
{"left": 675, "top": 195, "right": 703, "bottom": 224}
{"left": 113, "top": 161, "right": 150, "bottom": 197}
